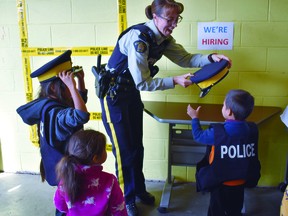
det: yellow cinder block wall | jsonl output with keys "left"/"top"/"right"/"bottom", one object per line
{"left": 0, "top": 0, "right": 287, "bottom": 187}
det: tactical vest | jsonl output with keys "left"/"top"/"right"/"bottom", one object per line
{"left": 196, "top": 122, "right": 261, "bottom": 192}
{"left": 107, "top": 23, "right": 171, "bottom": 80}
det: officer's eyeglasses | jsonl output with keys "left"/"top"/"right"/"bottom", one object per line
{"left": 158, "top": 14, "right": 183, "bottom": 25}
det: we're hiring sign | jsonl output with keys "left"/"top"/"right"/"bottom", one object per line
{"left": 198, "top": 22, "right": 234, "bottom": 50}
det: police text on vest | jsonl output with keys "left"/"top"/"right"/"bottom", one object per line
{"left": 221, "top": 144, "right": 255, "bottom": 159}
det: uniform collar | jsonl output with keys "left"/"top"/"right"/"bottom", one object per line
{"left": 145, "top": 20, "right": 167, "bottom": 45}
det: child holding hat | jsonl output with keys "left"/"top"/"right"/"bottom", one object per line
{"left": 17, "top": 50, "right": 90, "bottom": 216}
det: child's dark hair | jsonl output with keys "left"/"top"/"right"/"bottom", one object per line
{"left": 225, "top": 89, "right": 254, "bottom": 121}
{"left": 56, "top": 129, "right": 106, "bottom": 204}
{"left": 37, "top": 78, "right": 73, "bottom": 107}
{"left": 145, "top": 0, "right": 184, "bottom": 20}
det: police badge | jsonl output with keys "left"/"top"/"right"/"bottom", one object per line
{"left": 134, "top": 40, "right": 147, "bottom": 53}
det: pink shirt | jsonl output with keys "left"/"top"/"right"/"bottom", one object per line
{"left": 54, "top": 164, "right": 127, "bottom": 216}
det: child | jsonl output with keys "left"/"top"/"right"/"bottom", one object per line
{"left": 54, "top": 129, "right": 128, "bottom": 216}
{"left": 17, "top": 50, "right": 90, "bottom": 216}
{"left": 187, "top": 89, "right": 261, "bottom": 216}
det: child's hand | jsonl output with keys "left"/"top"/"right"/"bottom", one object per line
{"left": 187, "top": 104, "right": 201, "bottom": 119}
{"left": 75, "top": 69, "right": 84, "bottom": 80}
{"left": 58, "top": 70, "right": 77, "bottom": 91}
{"left": 74, "top": 69, "right": 86, "bottom": 91}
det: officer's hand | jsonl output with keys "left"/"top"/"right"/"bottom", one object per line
{"left": 210, "top": 54, "right": 232, "bottom": 68}
{"left": 173, "top": 73, "right": 193, "bottom": 88}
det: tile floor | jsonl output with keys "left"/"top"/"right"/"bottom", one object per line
{"left": 0, "top": 172, "right": 284, "bottom": 216}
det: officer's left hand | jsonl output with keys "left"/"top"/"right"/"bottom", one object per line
{"left": 210, "top": 54, "right": 232, "bottom": 68}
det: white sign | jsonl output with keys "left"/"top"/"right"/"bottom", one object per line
{"left": 198, "top": 22, "right": 234, "bottom": 50}
{"left": 280, "top": 106, "right": 288, "bottom": 128}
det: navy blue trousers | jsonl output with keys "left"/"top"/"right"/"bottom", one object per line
{"left": 100, "top": 90, "right": 146, "bottom": 204}
{"left": 208, "top": 184, "right": 244, "bottom": 216}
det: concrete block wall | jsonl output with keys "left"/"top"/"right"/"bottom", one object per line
{"left": 0, "top": 0, "right": 287, "bottom": 186}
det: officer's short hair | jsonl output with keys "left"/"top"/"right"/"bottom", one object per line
{"left": 225, "top": 89, "right": 254, "bottom": 120}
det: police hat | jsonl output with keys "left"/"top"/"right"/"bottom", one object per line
{"left": 190, "top": 60, "right": 230, "bottom": 98}
{"left": 30, "top": 50, "right": 72, "bottom": 83}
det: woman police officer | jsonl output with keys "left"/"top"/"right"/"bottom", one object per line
{"left": 94, "top": 1, "right": 231, "bottom": 215}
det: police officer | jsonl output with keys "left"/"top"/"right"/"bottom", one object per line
{"left": 95, "top": 1, "right": 232, "bottom": 215}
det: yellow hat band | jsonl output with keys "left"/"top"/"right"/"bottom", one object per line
{"left": 38, "top": 61, "right": 72, "bottom": 82}
{"left": 197, "top": 67, "right": 229, "bottom": 89}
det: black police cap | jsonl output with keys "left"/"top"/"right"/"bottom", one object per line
{"left": 30, "top": 50, "right": 72, "bottom": 83}
{"left": 190, "top": 60, "right": 230, "bottom": 97}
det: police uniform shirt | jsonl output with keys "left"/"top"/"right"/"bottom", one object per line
{"left": 116, "top": 20, "right": 211, "bottom": 91}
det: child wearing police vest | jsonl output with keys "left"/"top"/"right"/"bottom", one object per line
{"left": 54, "top": 129, "right": 128, "bottom": 216}
{"left": 187, "top": 89, "right": 261, "bottom": 216}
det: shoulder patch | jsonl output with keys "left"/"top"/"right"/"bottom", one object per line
{"left": 133, "top": 40, "right": 147, "bottom": 53}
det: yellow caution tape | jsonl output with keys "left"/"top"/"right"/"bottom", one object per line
{"left": 29, "top": 125, "right": 39, "bottom": 147}
{"left": 17, "top": 0, "right": 28, "bottom": 48}
{"left": 29, "top": 123, "right": 112, "bottom": 151}
{"left": 90, "top": 112, "right": 102, "bottom": 120}
{"left": 22, "top": 57, "right": 33, "bottom": 95}
{"left": 17, "top": 0, "right": 127, "bottom": 148}
{"left": 118, "top": 0, "right": 127, "bottom": 33}
{"left": 21, "top": 47, "right": 115, "bottom": 56}
{"left": 106, "top": 144, "right": 113, "bottom": 152}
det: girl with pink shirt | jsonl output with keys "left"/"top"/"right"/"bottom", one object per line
{"left": 54, "top": 129, "right": 128, "bottom": 216}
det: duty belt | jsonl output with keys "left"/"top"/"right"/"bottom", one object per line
{"left": 91, "top": 54, "right": 136, "bottom": 99}
{"left": 108, "top": 76, "right": 135, "bottom": 99}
